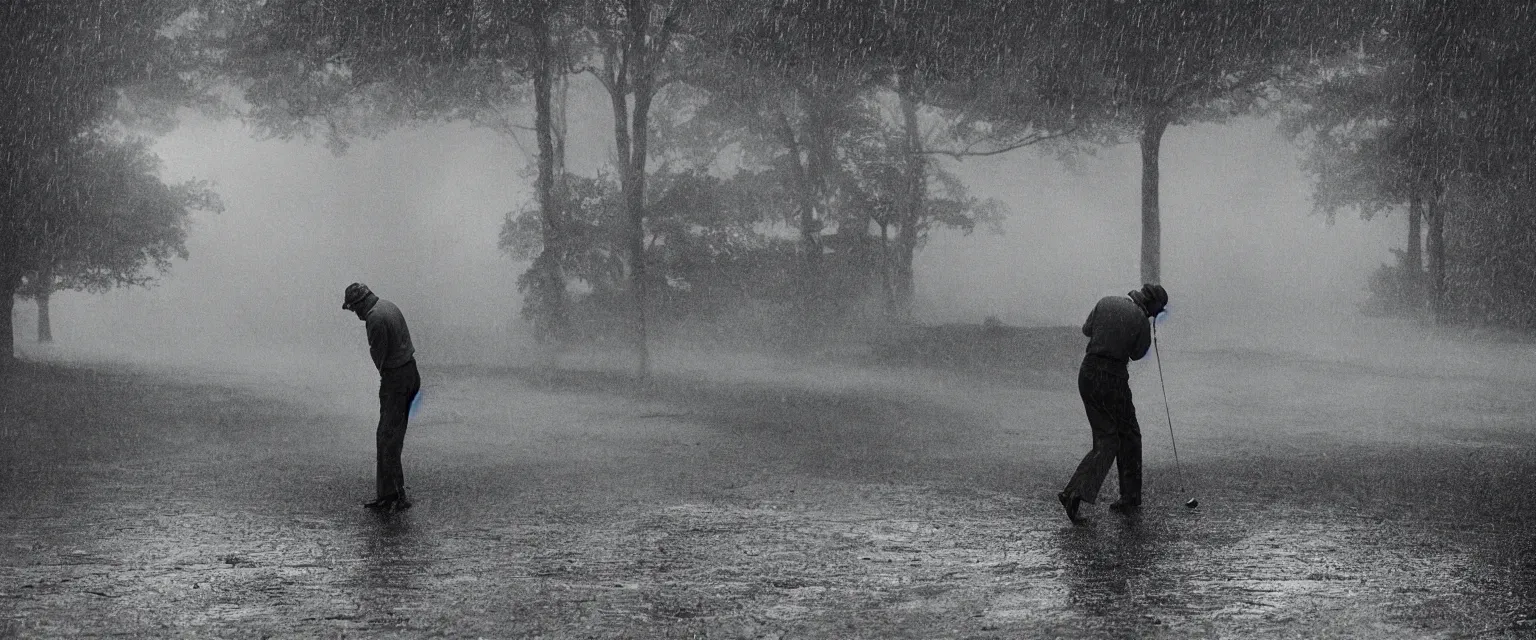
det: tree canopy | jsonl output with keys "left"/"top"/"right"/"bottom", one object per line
{"left": 13, "top": 0, "right": 1536, "bottom": 365}
{"left": 1, "top": 0, "right": 214, "bottom": 366}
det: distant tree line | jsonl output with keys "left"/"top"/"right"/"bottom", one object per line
{"left": 4, "top": 1, "right": 1536, "bottom": 373}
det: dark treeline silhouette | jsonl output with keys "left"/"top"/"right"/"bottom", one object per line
{"left": 5, "top": 0, "right": 1536, "bottom": 372}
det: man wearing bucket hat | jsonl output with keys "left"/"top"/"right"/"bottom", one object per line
{"left": 1057, "top": 283, "right": 1168, "bottom": 523}
{"left": 343, "top": 282, "right": 419, "bottom": 511}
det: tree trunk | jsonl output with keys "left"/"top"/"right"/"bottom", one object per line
{"left": 894, "top": 69, "right": 924, "bottom": 322}
{"left": 603, "top": 15, "right": 654, "bottom": 379}
{"left": 0, "top": 284, "right": 13, "bottom": 368}
{"left": 626, "top": 71, "right": 654, "bottom": 379}
{"left": 553, "top": 63, "right": 569, "bottom": 192}
{"left": 0, "top": 264, "right": 16, "bottom": 370}
{"left": 1139, "top": 111, "right": 1170, "bottom": 285}
{"left": 800, "top": 87, "right": 854, "bottom": 341}
{"left": 803, "top": 100, "right": 835, "bottom": 337}
{"left": 1426, "top": 186, "right": 1447, "bottom": 324}
{"left": 0, "top": 229, "right": 18, "bottom": 370}
{"left": 531, "top": 13, "right": 569, "bottom": 344}
{"left": 879, "top": 222, "right": 895, "bottom": 319}
{"left": 1406, "top": 191, "right": 1425, "bottom": 312}
{"left": 1406, "top": 192, "right": 1423, "bottom": 273}
{"left": 36, "top": 289, "right": 51, "bottom": 343}
{"left": 778, "top": 109, "right": 822, "bottom": 344}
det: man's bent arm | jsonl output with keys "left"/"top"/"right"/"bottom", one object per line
{"left": 1130, "top": 320, "right": 1152, "bottom": 361}
{"left": 367, "top": 317, "right": 389, "bottom": 372}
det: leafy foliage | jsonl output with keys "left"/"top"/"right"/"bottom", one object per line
{"left": 178, "top": 0, "right": 1536, "bottom": 338}
{"left": 17, "top": 135, "right": 221, "bottom": 299}
{"left": 1286, "top": 1, "right": 1536, "bottom": 326}
{"left": 209, "top": 0, "right": 561, "bottom": 151}
{"left": 1, "top": 0, "right": 215, "bottom": 363}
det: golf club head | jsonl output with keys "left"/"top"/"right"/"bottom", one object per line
{"left": 1185, "top": 498, "right": 1199, "bottom": 509}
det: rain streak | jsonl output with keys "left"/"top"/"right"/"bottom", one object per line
{"left": 2, "top": 1, "right": 1535, "bottom": 637}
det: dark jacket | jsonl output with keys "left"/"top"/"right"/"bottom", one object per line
{"left": 361, "top": 296, "right": 415, "bottom": 372}
{"left": 1081, "top": 295, "right": 1151, "bottom": 368}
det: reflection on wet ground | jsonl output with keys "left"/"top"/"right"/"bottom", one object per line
{"left": 1048, "top": 510, "right": 1401, "bottom": 637}
{"left": 2, "top": 350, "right": 1535, "bottom": 637}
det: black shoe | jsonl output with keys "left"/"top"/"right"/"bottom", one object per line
{"left": 1058, "top": 490, "right": 1084, "bottom": 524}
{"left": 1108, "top": 499, "right": 1141, "bottom": 513}
{"left": 363, "top": 496, "right": 398, "bottom": 510}
{"left": 391, "top": 496, "right": 412, "bottom": 511}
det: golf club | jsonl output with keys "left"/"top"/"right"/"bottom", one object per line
{"left": 1152, "top": 321, "right": 1199, "bottom": 509}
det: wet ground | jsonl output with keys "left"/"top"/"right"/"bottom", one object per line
{"left": 2, "top": 333, "right": 1536, "bottom": 638}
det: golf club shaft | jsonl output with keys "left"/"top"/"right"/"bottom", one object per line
{"left": 1152, "top": 324, "right": 1188, "bottom": 492}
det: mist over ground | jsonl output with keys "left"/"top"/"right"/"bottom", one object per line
{"left": 14, "top": 111, "right": 1412, "bottom": 377}
{"left": 11, "top": 3, "right": 1536, "bottom": 636}
{"left": 18, "top": 117, "right": 523, "bottom": 372}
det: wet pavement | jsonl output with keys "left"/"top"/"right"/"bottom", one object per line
{"left": 2, "top": 342, "right": 1535, "bottom": 637}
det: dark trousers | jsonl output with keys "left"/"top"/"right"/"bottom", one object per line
{"left": 1064, "top": 358, "right": 1142, "bottom": 504}
{"left": 377, "top": 359, "right": 420, "bottom": 500}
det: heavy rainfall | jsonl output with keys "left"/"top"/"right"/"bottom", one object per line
{"left": 2, "top": 1, "right": 1534, "bottom": 637}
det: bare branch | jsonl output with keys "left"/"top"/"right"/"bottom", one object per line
{"left": 487, "top": 111, "right": 536, "bottom": 162}
{"left": 922, "top": 127, "right": 1079, "bottom": 160}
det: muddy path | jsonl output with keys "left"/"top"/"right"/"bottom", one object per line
{"left": 2, "top": 343, "right": 1535, "bottom": 638}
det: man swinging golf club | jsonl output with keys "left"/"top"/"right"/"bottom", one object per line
{"left": 1058, "top": 282, "right": 1168, "bottom": 524}
{"left": 343, "top": 282, "right": 420, "bottom": 512}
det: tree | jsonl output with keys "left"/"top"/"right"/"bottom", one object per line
{"left": 500, "top": 167, "right": 797, "bottom": 343}
{"left": 213, "top": 0, "right": 583, "bottom": 343}
{"left": 1283, "top": 40, "right": 1431, "bottom": 315}
{"left": 694, "top": 3, "right": 973, "bottom": 330}
{"left": 501, "top": 171, "right": 628, "bottom": 338}
{"left": 1046, "top": 0, "right": 1380, "bottom": 284}
{"left": 842, "top": 1, "right": 1049, "bottom": 320}
{"left": 1285, "top": 0, "right": 1536, "bottom": 324}
{"left": 580, "top": 0, "right": 695, "bottom": 377}
{"left": 525, "top": 3, "right": 579, "bottom": 343}
{"left": 676, "top": 1, "right": 874, "bottom": 337}
{"left": 1, "top": 0, "right": 207, "bottom": 368}
{"left": 836, "top": 92, "right": 1007, "bottom": 321}
{"left": 16, "top": 136, "right": 221, "bottom": 343}
{"left": 712, "top": 0, "right": 1067, "bottom": 321}
{"left": 1403, "top": 0, "right": 1536, "bottom": 325}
